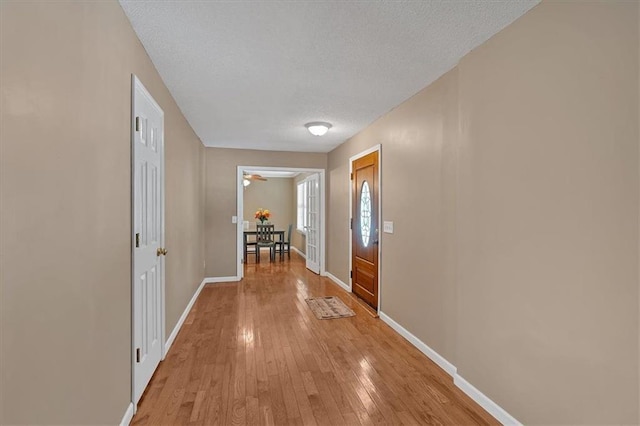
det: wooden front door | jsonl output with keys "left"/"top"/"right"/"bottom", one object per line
{"left": 351, "top": 151, "right": 379, "bottom": 309}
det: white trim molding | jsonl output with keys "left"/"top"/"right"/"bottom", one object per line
{"left": 164, "top": 278, "right": 208, "bottom": 356}
{"left": 323, "top": 271, "right": 351, "bottom": 292}
{"left": 237, "top": 165, "right": 327, "bottom": 279}
{"left": 379, "top": 311, "right": 457, "bottom": 376}
{"left": 203, "top": 276, "right": 241, "bottom": 284}
{"left": 378, "top": 311, "right": 521, "bottom": 425}
{"left": 120, "top": 403, "right": 134, "bottom": 426}
{"left": 290, "top": 245, "right": 306, "bottom": 259}
{"left": 454, "top": 375, "right": 522, "bottom": 426}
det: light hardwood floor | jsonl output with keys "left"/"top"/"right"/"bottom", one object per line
{"left": 132, "top": 252, "right": 497, "bottom": 425}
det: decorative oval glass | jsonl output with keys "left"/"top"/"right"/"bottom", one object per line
{"left": 360, "top": 181, "right": 371, "bottom": 247}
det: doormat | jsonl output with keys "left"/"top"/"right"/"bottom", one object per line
{"left": 305, "top": 296, "right": 355, "bottom": 320}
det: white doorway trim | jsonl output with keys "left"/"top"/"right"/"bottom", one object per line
{"left": 236, "top": 166, "right": 326, "bottom": 279}
{"left": 301, "top": 173, "right": 321, "bottom": 274}
{"left": 348, "top": 144, "right": 382, "bottom": 312}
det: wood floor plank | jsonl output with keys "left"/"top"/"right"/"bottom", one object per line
{"left": 281, "top": 345, "right": 318, "bottom": 426}
{"left": 132, "top": 253, "right": 498, "bottom": 426}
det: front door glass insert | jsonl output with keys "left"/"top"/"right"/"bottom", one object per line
{"left": 360, "top": 181, "right": 371, "bottom": 247}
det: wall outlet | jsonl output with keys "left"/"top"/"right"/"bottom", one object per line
{"left": 383, "top": 221, "right": 394, "bottom": 234}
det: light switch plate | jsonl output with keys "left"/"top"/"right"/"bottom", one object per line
{"left": 232, "top": 216, "right": 238, "bottom": 224}
{"left": 383, "top": 221, "right": 394, "bottom": 234}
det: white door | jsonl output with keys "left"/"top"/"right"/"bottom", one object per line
{"left": 132, "top": 76, "right": 165, "bottom": 405}
{"left": 305, "top": 174, "right": 320, "bottom": 274}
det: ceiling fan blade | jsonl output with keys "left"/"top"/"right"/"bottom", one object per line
{"left": 244, "top": 173, "right": 267, "bottom": 181}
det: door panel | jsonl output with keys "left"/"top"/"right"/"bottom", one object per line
{"left": 305, "top": 174, "right": 320, "bottom": 274}
{"left": 351, "top": 151, "right": 379, "bottom": 309}
{"left": 133, "top": 77, "right": 164, "bottom": 405}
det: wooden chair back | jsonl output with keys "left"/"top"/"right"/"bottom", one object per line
{"left": 256, "top": 224, "right": 275, "bottom": 244}
{"left": 285, "top": 223, "right": 293, "bottom": 243}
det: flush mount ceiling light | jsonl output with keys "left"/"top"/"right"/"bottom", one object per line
{"left": 305, "top": 122, "right": 332, "bottom": 136}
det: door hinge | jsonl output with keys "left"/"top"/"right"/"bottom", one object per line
{"left": 350, "top": 218, "right": 353, "bottom": 230}
{"left": 350, "top": 172, "right": 353, "bottom": 180}
{"left": 135, "top": 116, "right": 141, "bottom": 132}
{"left": 136, "top": 348, "right": 141, "bottom": 363}
{"left": 350, "top": 270, "right": 353, "bottom": 279}
{"left": 135, "top": 233, "right": 140, "bottom": 248}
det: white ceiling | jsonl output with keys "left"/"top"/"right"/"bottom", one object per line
{"left": 120, "top": 0, "right": 539, "bottom": 153}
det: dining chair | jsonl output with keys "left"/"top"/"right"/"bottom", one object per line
{"left": 256, "top": 224, "right": 276, "bottom": 262}
{"left": 245, "top": 233, "right": 258, "bottom": 263}
{"left": 276, "top": 223, "right": 293, "bottom": 260}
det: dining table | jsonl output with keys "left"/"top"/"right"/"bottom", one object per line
{"left": 243, "top": 229, "right": 285, "bottom": 261}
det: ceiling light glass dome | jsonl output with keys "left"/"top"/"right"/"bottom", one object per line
{"left": 305, "top": 122, "right": 332, "bottom": 136}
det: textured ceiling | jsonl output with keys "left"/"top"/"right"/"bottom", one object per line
{"left": 120, "top": 1, "right": 539, "bottom": 153}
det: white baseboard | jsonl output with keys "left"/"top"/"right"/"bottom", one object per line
{"left": 454, "top": 375, "right": 522, "bottom": 426}
{"left": 322, "top": 271, "right": 351, "bottom": 292}
{"left": 203, "top": 276, "right": 241, "bottom": 284}
{"left": 379, "top": 311, "right": 457, "bottom": 377}
{"left": 290, "top": 246, "right": 306, "bottom": 259}
{"left": 164, "top": 277, "right": 207, "bottom": 356}
{"left": 378, "top": 311, "right": 520, "bottom": 425}
{"left": 120, "top": 402, "right": 134, "bottom": 426}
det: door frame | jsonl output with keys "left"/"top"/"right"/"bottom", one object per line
{"left": 301, "top": 173, "right": 320, "bottom": 274}
{"left": 236, "top": 166, "right": 326, "bottom": 278}
{"left": 130, "top": 74, "right": 167, "bottom": 412}
{"left": 349, "top": 144, "right": 382, "bottom": 312}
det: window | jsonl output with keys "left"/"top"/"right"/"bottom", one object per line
{"left": 360, "top": 180, "right": 371, "bottom": 247}
{"left": 297, "top": 181, "right": 307, "bottom": 232}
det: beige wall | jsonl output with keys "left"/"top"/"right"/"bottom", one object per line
{"left": 0, "top": 1, "right": 205, "bottom": 424}
{"left": 243, "top": 177, "right": 294, "bottom": 232}
{"left": 327, "top": 67, "right": 460, "bottom": 363}
{"left": 327, "top": 1, "right": 639, "bottom": 423}
{"left": 205, "top": 148, "right": 326, "bottom": 277}
{"left": 455, "top": 2, "right": 638, "bottom": 423}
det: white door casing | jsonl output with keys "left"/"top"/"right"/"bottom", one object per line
{"left": 305, "top": 174, "right": 320, "bottom": 274}
{"left": 235, "top": 166, "right": 325, "bottom": 279}
{"left": 132, "top": 76, "right": 165, "bottom": 405}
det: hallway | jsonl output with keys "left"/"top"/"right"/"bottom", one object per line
{"left": 131, "top": 253, "right": 496, "bottom": 425}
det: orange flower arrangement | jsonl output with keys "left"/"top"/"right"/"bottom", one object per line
{"left": 254, "top": 208, "right": 271, "bottom": 223}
